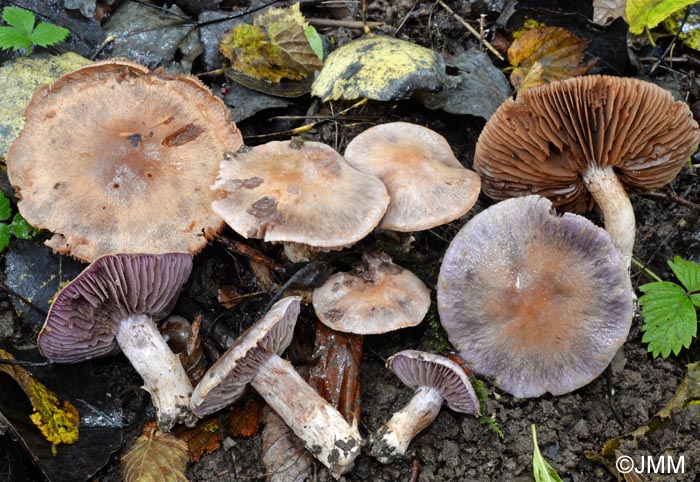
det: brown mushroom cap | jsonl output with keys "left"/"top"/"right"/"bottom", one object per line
{"left": 344, "top": 122, "right": 481, "bottom": 231}
{"left": 312, "top": 252, "right": 430, "bottom": 334}
{"left": 7, "top": 60, "right": 243, "bottom": 262}
{"left": 474, "top": 75, "right": 699, "bottom": 212}
{"left": 437, "top": 195, "right": 633, "bottom": 397}
{"left": 212, "top": 139, "right": 389, "bottom": 249}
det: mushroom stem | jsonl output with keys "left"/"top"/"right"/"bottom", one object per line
{"left": 116, "top": 313, "right": 196, "bottom": 432}
{"left": 582, "top": 164, "right": 635, "bottom": 268}
{"left": 369, "top": 386, "right": 443, "bottom": 463}
{"left": 251, "top": 354, "right": 362, "bottom": 478}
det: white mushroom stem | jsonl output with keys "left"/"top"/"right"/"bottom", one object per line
{"left": 369, "top": 386, "right": 443, "bottom": 463}
{"left": 582, "top": 164, "right": 635, "bottom": 268}
{"left": 251, "top": 354, "right": 362, "bottom": 478}
{"left": 116, "top": 313, "right": 196, "bottom": 432}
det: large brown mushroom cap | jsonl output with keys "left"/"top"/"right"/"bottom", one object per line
{"left": 7, "top": 60, "right": 243, "bottom": 262}
{"left": 344, "top": 122, "right": 481, "bottom": 231}
{"left": 437, "top": 195, "right": 633, "bottom": 397}
{"left": 212, "top": 139, "right": 389, "bottom": 248}
{"left": 474, "top": 75, "right": 699, "bottom": 212}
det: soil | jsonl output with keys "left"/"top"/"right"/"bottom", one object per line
{"left": 1, "top": 1, "right": 700, "bottom": 482}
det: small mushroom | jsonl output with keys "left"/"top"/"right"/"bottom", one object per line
{"left": 191, "top": 297, "right": 362, "bottom": 478}
{"left": 474, "top": 75, "right": 700, "bottom": 267}
{"left": 312, "top": 252, "right": 430, "bottom": 334}
{"left": 7, "top": 60, "right": 243, "bottom": 262}
{"left": 344, "top": 122, "right": 481, "bottom": 231}
{"left": 37, "top": 253, "right": 196, "bottom": 431}
{"left": 369, "top": 350, "right": 480, "bottom": 463}
{"left": 211, "top": 139, "right": 389, "bottom": 261}
{"left": 437, "top": 195, "right": 634, "bottom": 397}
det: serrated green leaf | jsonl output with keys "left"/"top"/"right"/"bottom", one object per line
{"left": 304, "top": 25, "right": 323, "bottom": 60}
{"left": 532, "top": 424, "right": 563, "bottom": 482}
{"left": 0, "top": 192, "right": 11, "bottom": 221}
{"left": 669, "top": 256, "right": 700, "bottom": 293}
{"left": 626, "top": 0, "right": 697, "bottom": 35}
{"left": 0, "top": 25, "right": 31, "bottom": 52}
{"left": 2, "top": 7, "right": 35, "bottom": 38}
{"left": 30, "top": 22, "right": 69, "bottom": 47}
{"left": 691, "top": 293, "right": 700, "bottom": 308}
{"left": 0, "top": 224, "right": 11, "bottom": 253}
{"left": 10, "top": 213, "right": 38, "bottom": 239}
{"left": 639, "top": 281, "right": 697, "bottom": 358}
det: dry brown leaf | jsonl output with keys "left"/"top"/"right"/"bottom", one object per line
{"left": 227, "top": 398, "right": 263, "bottom": 438}
{"left": 262, "top": 407, "right": 315, "bottom": 482}
{"left": 172, "top": 416, "right": 221, "bottom": 463}
{"left": 592, "top": 0, "right": 626, "bottom": 26}
{"left": 508, "top": 26, "right": 597, "bottom": 94}
{"left": 121, "top": 429, "right": 189, "bottom": 482}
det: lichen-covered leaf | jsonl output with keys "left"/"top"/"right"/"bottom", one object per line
{"left": 626, "top": 0, "right": 697, "bottom": 35}
{"left": 508, "top": 26, "right": 597, "bottom": 94}
{"left": 121, "top": 430, "right": 189, "bottom": 482}
{"left": 0, "top": 349, "right": 79, "bottom": 454}
{"left": 262, "top": 407, "right": 314, "bottom": 482}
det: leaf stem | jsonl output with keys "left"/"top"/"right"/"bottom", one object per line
{"left": 630, "top": 257, "right": 663, "bottom": 282}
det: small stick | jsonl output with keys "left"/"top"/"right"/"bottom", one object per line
{"left": 436, "top": 0, "right": 504, "bottom": 60}
{"left": 90, "top": 35, "right": 115, "bottom": 60}
{"left": 408, "top": 459, "right": 421, "bottom": 482}
{"left": 308, "top": 18, "right": 387, "bottom": 29}
{"left": 0, "top": 284, "right": 47, "bottom": 316}
{"left": 0, "top": 358, "right": 51, "bottom": 367}
{"left": 216, "top": 235, "right": 285, "bottom": 273}
{"left": 643, "top": 191, "right": 700, "bottom": 211}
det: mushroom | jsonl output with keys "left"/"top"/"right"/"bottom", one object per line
{"left": 7, "top": 60, "right": 243, "bottom": 262}
{"left": 437, "top": 195, "right": 634, "bottom": 398}
{"left": 344, "top": 122, "right": 481, "bottom": 231}
{"left": 211, "top": 138, "right": 389, "bottom": 262}
{"left": 191, "top": 297, "right": 362, "bottom": 478}
{"left": 312, "top": 252, "right": 430, "bottom": 335}
{"left": 369, "top": 350, "right": 480, "bottom": 463}
{"left": 37, "top": 253, "right": 196, "bottom": 431}
{"left": 473, "top": 75, "right": 700, "bottom": 267}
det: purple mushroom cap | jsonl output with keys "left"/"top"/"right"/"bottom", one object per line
{"left": 191, "top": 296, "right": 300, "bottom": 417}
{"left": 388, "top": 350, "right": 481, "bottom": 415}
{"left": 37, "top": 253, "right": 193, "bottom": 363}
{"left": 437, "top": 195, "right": 633, "bottom": 397}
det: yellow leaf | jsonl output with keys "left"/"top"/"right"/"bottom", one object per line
{"left": 0, "top": 349, "right": 79, "bottom": 454}
{"left": 663, "top": 5, "right": 700, "bottom": 51}
{"left": 311, "top": 35, "right": 445, "bottom": 102}
{"left": 121, "top": 430, "right": 189, "bottom": 482}
{"left": 626, "top": 0, "right": 697, "bottom": 35}
{"left": 507, "top": 27, "right": 597, "bottom": 95}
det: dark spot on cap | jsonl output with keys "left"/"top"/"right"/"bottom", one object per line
{"left": 289, "top": 138, "right": 305, "bottom": 150}
{"left": 323, "top": 308, "right": 344, "bottom": 322}
{"left": 126, "top": 133, "right": 142, "bottom": 148}
{"left": 162, "top": 123, "right": 204, "bottom": 147}
{"left": 247, "top": 196, "right": 278, "bottom": 219}
{"left": 232, "top": 177, "right": 264, "bottom": 190}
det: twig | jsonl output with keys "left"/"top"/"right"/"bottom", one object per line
{"left": 643, "top": 191, "right": 700, "bottom": 210}
{"left": 605, "top": 366, "right": 625, "bottom": 429}
{"left": 307, "top": 18, "right": 387, "bottom": 29}
{"left": 630, "top": 257, "right": 663, "bottom": 283}
{"left": 436, "top": 0, "right": 504, "bottom": 60}
{"left": 408, "top": 459, "right": 421, "bottom": 482}
{"left": 649, "top": 7, "right": 689, "bottom": 75}
{"left": 0, "top": 358, "right": 51, "bottom": 367}
{"left": 90, "top": 35, "right": 114, "bottom": 60}
{"left": 216, "top": 235, "right": 285, "bottom": 273}
{"left": 0, "top": 284, "right": 47, "bottom": 316}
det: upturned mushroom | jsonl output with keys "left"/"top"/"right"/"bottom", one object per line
{"left": 344, "top": 122, "right": 481, "bottom": 231}
{"left": 37, "top": 253, "right": 196, "bottom": 431}
{"left": 191, "top": 297, "right": 362, "bottom": 478}
{"left": 7, "top": 60, "right": 243, "bottom": 262}
{"left": 211, "top": 138, "right": 389, "bottom": 262}
{"left": 437, "top": 195, "right": 634, "bottom": 398}
{"left": 369, "top": 350, "right": 480, "bottom": 463}
{"left": 474, "top": 75, "right": 700, "bottom": 267}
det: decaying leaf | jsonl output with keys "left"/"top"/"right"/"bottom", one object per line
{"left": 262, "top": 407, "right": 314, "bottom": 482}
{"left": 508, "top": 26, "right": 597, "bottom": 94}
{"left": 626, "top": 0, "right": 697, "bottom": 35}
{"left": 227, "top": 398, "right": 264, "bottom": 438}
{"left": 172, "top": 416, "right": 221, "bottom": 463}
{"left": 311, "top": 35, "right": 446, "bottom": 102}
{"left": 0, "top": 349, "right": 79, "bottom": 454}
{"left": 308, "top": 321, "right": 362, "bottom": 425}
{"left": 592, "top": 0, "right": 626, "bottom": 26}
{"left": 219, "top": 3, "right": 323, "bottom": 86}
{"left": 121, "top": 429, "right": 189, "bottom": 482}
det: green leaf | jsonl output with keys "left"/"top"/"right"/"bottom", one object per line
{"left": 668, "top": 256, "right": 700, "bottom": 293}
{"left": 0, "top": 25, "right": 31, "bottom": 52}
{"left": 0, "top": 192, "right": 11, "bottom": 221}
{"left": 10, "top": 213, "right": 38, "bottom": 239}
{"left": 532, "top": 424, "right": 563, "bottom": 482}
{"left": 691, "top": 293, "right": 700, "bottom": 309}
{"left": 639, "top": 281, "right": 698, "bottom": 358}
{"left": 304, "top": 25, "right": 323, "bottom": 60}
{"left": 2, "top": 7, "right": 35, "bottom": 38}
{"left": 0, "top": 224, "right": 11, "bottom": 253}
{"left": 30, "top": 22, "right": 70, "bottom": 47}
{"left": 626, "top": 0, "right": 697, "bottom": 35}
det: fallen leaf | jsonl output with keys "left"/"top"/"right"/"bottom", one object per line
{"left": 308, "top": 321, "right": 362, "bottom": 425}
{"left": 508, "top": 26, "right": 597, "bottom": 94}
{"left": 0, "top": 349, "right": 79, "bottom": 454}
{"left": 262, "top": 407, "right": 315, "bottom": 482}
{"left": 592, "top": 0, "right": 626, "bottom": 26}
{"left": 227, "top": 398, "right": 263, "bottom": 438}
{"left": 626, "top": 0, "right": 697, "bottom": 35}
{"left": 121, "top": 429, "right": 189, "bottom": 482}
{"left": 172, "top": 416, "right": 221, "bottom": 463}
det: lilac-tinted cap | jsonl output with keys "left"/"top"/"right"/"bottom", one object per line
{"left": 37, "top": 253, "right": 193, "bottom": 363}
{"left": 191, "top": 296, "right": 301, "bottom": 417}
